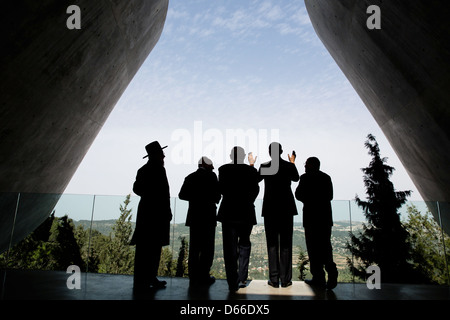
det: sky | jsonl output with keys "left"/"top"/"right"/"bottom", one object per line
{"left": 63, "top": 0, "right": 423, "bottom": 206}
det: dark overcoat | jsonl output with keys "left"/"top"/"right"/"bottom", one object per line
{"left": 295, "top": 170, "right": 333, "bottom": 229}
{"left": 217, "top": 163, "right": 260, "bottom": 225}
{"left": 178, "top": 168, "right": 221, "bottom": 227}
{"left": 259, "top": 158, "right": 300, "bottom": 218}
{"left": 131, "top": 160, "right": 172, "bottom": 246}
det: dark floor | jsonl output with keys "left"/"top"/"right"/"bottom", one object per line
{"left": 1, "top": 269, "right": 449, "bottom": 301}
{"left": 1, "top": 270, "right": 448, "bottom": 318}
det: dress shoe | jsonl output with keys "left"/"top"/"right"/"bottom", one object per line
{"left": 229, "top": 285, "right": 239, "bottom": 292}
{"left": 133, "top": 286, "right": 152, "bottom": 295}
{"left": 326, "top": 277, "right": 338, "bottom": 290}
{"left": 267, "top": 281, "right": 279, "bottom": 288}
{"left": 150, "top": 279, "right": 167, "bottom": 289}
{"left": 305, "top": 279, "right": 326, "bottom": 289}
{"left": 204, "top": 276, "right": 216, "bottom": 285}
{"left": 281, "top": 281, "right": 292, "bottom": 288}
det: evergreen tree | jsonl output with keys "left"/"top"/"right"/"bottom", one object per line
{"left": 175, "top": 236, "right": 189, "bottom": 277}
{"left": 158, "top": 247, "right": 175, "bottom": 277}
{"left": 404, "top": 205, "right": 450, "bottom": 284}
{"left": 0, "top": 212, "right": 55, "bottom": 269}
{"left": 0, "top": 212, "right": 83, "bottom": 271}
{"left": 48, "top": 215, "right": 84, "bottom": 270}
{"left": 346, "top": 134, "right": 422, "bottom": 283}
{"left": 99, "top": 194, "right": 135, "bottom": 274}
{"left": 297, "top": 246, "right": 309, "bottom": 281}
{"left": 74, "top": 225, "right": 105, "bottom": 272}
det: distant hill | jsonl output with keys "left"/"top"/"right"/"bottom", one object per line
{"left": 73, "top": 218, "right": 364, "bottom": 281}
{"left": 73, "top": 219, "right": 134, "bottom": 235}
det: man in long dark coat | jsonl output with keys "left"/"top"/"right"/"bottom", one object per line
{"left": 295, "top": 156, "right": 338, "bottom": 290}
{"left": 218, "top": 146, "right": 259, "bottom": 291}
{"left": 258, "top": 142, "right": 299, "bottom": 288}
{"left": 179, "top": 156, "right": 221, "bottom": 286}
{"left": 131, "top": 141, "right": 172, "bottom": 293}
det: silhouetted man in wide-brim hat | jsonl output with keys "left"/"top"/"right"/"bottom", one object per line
{"left": 143, "top": 141, "right": 168, "bottom": 159}
{"left": 132, "top": 141, "right": 172, "bottom": 293}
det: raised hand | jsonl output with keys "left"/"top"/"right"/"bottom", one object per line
{"left": 288, "top": 150, "right": 296, "bottom": 163}
{"left": 248, "top": 152, "right": 257, "bottom": 166}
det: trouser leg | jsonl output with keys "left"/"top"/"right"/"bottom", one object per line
{"left": 279, "top": 217, "right": 293, "bottom": 284}
{"left": 222, "top": 223, "right": 239, "bottom": 289}
{"left": 305, "top": 227, "right": 326, "bottom": 283}
{"left": 237, "top": 224, "right": 252, "bottom": 282}
{"left": 134, "top": 243, "right": 162, "bottom": 288}
{"left": 134, "top": 243, "right": 150, "bottom": 288}
{"left": 199, "top": 226, "right": 216, "bottom": 279}
{"left": 265, "top": 218, "right": 280, "bottom": 283}
{"left": 149, "top": 244, "right": 162, "bottom": 283}
{"left": 323, "top": 227, "right": 338, "bottom": 281}
{"left": 189, "top": 227, "right": 201, "bottom": 280}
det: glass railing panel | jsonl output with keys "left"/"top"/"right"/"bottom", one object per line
{"left": 247, "top": 199, "right": 266, "bottom": 280}
{"left": 87, "top": 194, "right": 137, "bottom": 275}
{"left": 0, "top": 192, "right": 21, "bottom": 299}
{"left": 167, "top": 197, "right": 189, "bottom": 278}
{"left": 54, "top": 194, "right": 96, "bottom": 272}
{"left": 328, "top": 200, "right": 353, "bottom": 282}
{"left": 401, "top": 200, "right": 450, "bottom": 285}
{"left": 0, "top": 193, "right": 61, "bottom": 271}
{"left": 3, "top": 194, "right": 448, "bottom": 287}
{"left": 0, "top": 193, "right": 21, "bottom": 264}
{"left": 437, "top": 201, "right": 450, "bottom": 285}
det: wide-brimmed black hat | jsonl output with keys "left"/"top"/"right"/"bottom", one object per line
{"left": 143, "top": 141, "right": 167, "bottom": 159}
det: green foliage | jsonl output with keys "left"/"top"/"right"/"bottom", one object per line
{"left": 158, "top": 247, "right": 175, "bottom": 277}
{"left": 4, "top": 190, "right": 447, "bottom": 285}
{"left": 0, "top": 212, "right": 83, "bottom": 271}
{"left": 98, "top": 194, "right": 135, "bottom": 274}
{"left": 347, "top": 134, "right": 425, "bottom": 283}
{"left": 404, "top": 205, "right": 450, "bottom": 285}
{"left": 297, "top": 246, "right": 309, "bottom": 281}
{"left": 175, "top": 236, "right": 189, "bottom": 278}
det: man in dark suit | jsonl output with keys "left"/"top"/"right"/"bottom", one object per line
{"left": 258, "top": 142, "right": 299, "bottom": 288}
{"left": 218, "top": 146, "right": 259, "bottom": 291}
{"left": 179, "top": 156, "right": 221, "bottom": 286}
{"left": 295, "top": 156, "right": 338, "bottom": 290}
{"left": 131, "top": 141, "right": 172, "bottom": 293}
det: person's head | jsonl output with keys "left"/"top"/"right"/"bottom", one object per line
{"left": 230, "top": 146, "right": 246, "bottom": 164}
{"left": 143, "top": 141, "right": 167, "bottom": 164}
{"left": 198, "top": 156, "right": 214, "bottom": 171}
{"left": 268, "top": 142, "right": 283, "bottom": 159}
{"left": 305, "top": 157, "right": 320, "bottom": 173}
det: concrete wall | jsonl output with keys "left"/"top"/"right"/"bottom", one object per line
{"left": 304, "top": 0, "right": 450, "bottom": 232}
{"left": 0, "top": 0, "right": 169, "bottom": 253}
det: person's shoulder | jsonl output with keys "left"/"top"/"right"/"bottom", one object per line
{"left": 185, "top": 170, "right": 199, "bottom": 179}
{"left": 218, "top": 163, "right": 230, "bottom": 171}
{"left": 201, "top": 168, "right": 218, "bottom": 179}
{"left": 319, "top": 170, "right": 332, "bottom": 179}
{"left": 260, "top": 160, "right": 271, "bottom": 167}
{"left": 245, "top": 165, "right": 257, "bottom": 174}
{"left": 137, "top": 163, "right": 149, "bottom": 174}
{"left": 280, "top": 158, "right": 296, "bottom": 167}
